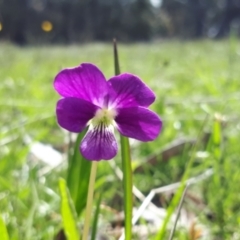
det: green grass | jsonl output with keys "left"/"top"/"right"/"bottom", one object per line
{"left": 1, "top": 40, "right": 240, "bottom": 239}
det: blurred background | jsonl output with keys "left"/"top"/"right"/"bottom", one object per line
{"left": 1, "top": 0, "right": 240, "bottom": 44}
{"left": 1, "top": 0, "right": 240, "bottom": 240}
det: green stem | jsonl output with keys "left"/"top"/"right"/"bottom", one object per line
{"left": 82, "top": 161, "right": 98, "bottom": 240}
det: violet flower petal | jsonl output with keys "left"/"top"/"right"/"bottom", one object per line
{"left": 107, "top": 73, "right": 155, "bottom": 108}
{"left": 115, "top": 106, "right": 162, "bottom": 141}
{"left": 80, "top": 124, "right": 117, "bottom": 161}
{"left": 56, "top": 98, "right": 98, "bottom": 133}
{"left": 54, "top": 63, "right": 108, "bottom": 107}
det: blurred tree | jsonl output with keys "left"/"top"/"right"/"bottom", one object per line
{"left": 215, "top": 0, "right": 240, "bottom": 37}
{"left": 1, "top": 0, "right": 240, "bottom": 43}
{"left": 121, "top": 0, "right": 154, "bottom": 40}
{"left": 160, "top": 0, "right": 187, "bottom": 37}
{"left": 0, "top": 0, "right": 28, "bottom": 44}
{"left": 90, "top": 0, "right": 124, "bottom": 41}
{"left": 0, "top": 0, "right": 156, "bottom": 43}
{"left": 187, "top": 0, "right": 207, "bottom": 37}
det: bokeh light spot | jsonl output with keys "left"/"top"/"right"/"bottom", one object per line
{"left": 41, "top": 21, "right": 53, "bottom": 32}
{"left": 0, "top": 22, "right": 2, "bottom": 31}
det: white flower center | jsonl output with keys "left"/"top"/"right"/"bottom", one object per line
{"left": 92, "top": 108, "right": 117, "bottom": 126}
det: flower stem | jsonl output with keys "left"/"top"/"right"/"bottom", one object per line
{"left": 82, "top": 161, "right": 98, "bottom": 240}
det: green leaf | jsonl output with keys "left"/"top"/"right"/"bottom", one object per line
{"left": 0, "top": 215, "right": 9, "bottom": 240}
{"left": 59, "top": 178, "right": 80, "bottom": 240}
{"left": 114, "top": 39, "right": 133, "bottom": 240}
{"left": 67, "top": 130, "right": 92, "bottom": 215}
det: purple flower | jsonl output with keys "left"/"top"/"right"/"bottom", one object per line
{"left": 54, "top": 63, "right": 162, "bottom": 161}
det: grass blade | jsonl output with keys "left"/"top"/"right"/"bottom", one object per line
{"left": 120, "top": 136, "right": 133, "bottom": 240}
{"left": 155, "top": 116, "right": 209, "bottom": 239}
{"left": 114, "top": 39, "right": 133, "bottom": 240}
{"left": 0, "top": 215, "right": 9, "bottom": 240}
{"left": 168, "top": 184, "right": 189, "bottom": 240}
{"left": 113, "top": 39, "right": 120, "bottom": 76}
{"left": 90, "top": 192, "right": 103, "bottom": 240}
{"left": 67, "top": 130, "right": 92, "bottom": 215}
{"left": 59, "top": 178, "right": 80, "bottom": 240}
{"left": 82, "top": 162, "right": 98, "bottom": 240}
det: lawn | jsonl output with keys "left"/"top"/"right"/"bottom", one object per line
{"left": 0, "top": 40, "right": 240, "bottom": 240}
